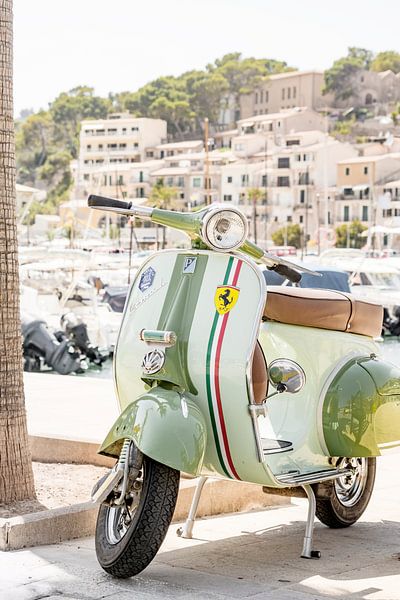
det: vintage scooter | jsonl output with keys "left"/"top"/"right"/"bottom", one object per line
{"left": 88, "top": 194, "right": 400, "bottom": 579}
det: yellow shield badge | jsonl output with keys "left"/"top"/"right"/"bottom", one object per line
{"left": 214, "top": 285, "right": 240, "bottom": 315}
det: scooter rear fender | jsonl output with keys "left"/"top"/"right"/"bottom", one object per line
{"left": 98, "top": 386, "right": 207, "bottom": 476}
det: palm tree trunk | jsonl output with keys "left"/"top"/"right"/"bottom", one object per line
{"left": 0, "top": 0, "right": 36, "bottom": 503}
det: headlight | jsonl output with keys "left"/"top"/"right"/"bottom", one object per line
{"left": 201, "top": 206, "right": 248, "bottom": 251}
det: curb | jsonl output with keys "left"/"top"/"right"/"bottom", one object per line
{"left": 29, "top": 435, "right": 114, "bottom": 468}
{"left": 0, "top": 478, "right": 289, "bottom": 552}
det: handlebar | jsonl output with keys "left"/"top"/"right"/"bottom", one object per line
{"left": 268, "top": 263, "right": 302, "bottom": 284}
{"left": 87, "top": 194, "right": 320, "bottom": 281}
{"left": 88, "top": 195, "right": 132, "bottom": 211}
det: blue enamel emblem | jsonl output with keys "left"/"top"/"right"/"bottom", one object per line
{"left": 139, "top": 267, "right": 156, "bottom": 292}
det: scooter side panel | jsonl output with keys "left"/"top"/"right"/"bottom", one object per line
{"left": 98, "top": 387, "right": 207, "bottom": 476}
{"left": 258, "top": 322, "right": 380, "bottom": 476}
{"left": 322, "top": 357, "right": 400, "bottom": 456}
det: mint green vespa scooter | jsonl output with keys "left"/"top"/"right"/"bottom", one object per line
{"left": 89, "top": 195, "right": 400, "bottom": 579}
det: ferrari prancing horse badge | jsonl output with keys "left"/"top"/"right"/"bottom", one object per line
{"left": 214, "top": 285, "right": 240, "bottom": 315}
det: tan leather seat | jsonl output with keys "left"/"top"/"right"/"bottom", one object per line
{"left": 264, "top": 286, "right": 383, "bottom": 338}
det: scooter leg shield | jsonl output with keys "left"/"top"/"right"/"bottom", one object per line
{"left": 98, "top": 387, "right": 207, "bottom": 476}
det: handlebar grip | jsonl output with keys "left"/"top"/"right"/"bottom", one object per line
{"left": 88, "top": 195, "right": 132, "bottom": 210}
{"left": 269, "top": 264, "right": 302, "bottom": 284}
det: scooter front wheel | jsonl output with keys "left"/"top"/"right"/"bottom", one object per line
{"left": 95, "top": 455, "right": 180, "bottom": 578}
{"left": 314, "top": 457, "right": 376, "bottom": 528}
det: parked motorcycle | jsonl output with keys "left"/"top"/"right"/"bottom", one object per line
{"left": 88, "top": 194, "right": 400, "bottom": 579}
{"left": 21, "top": 316, "right": 84, "bottom": 375}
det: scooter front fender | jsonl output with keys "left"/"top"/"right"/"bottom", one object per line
{"left": 98, "top": 387, "right": 207, "bottom": 476}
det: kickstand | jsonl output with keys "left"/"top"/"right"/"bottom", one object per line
{"left": 301, "top": 484, "right": 321, "bottom": 559}
{"left": 176, "top": 476, "right": 208, "bottom": 539}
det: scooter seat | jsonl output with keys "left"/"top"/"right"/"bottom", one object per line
{"left": 264, "top": 286, "right": 383, "bottom": 338}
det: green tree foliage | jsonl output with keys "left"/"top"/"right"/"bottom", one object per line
{"left": 371, "top": 51, "right": 400, "bottom": 74}
{"left": 335, "top": 220, "right": 367, "bottom": 248}
{"left": 271, "top": 224, "right": 302, "bottom": 248}
{"left": 115, "top": 53, "right": 293, "bottom": 136}
{"left": 324, "top": 47, "right": 373, "bottom": 100}
{"left": 16, "top": 87, "right": 112, "bottom": 213}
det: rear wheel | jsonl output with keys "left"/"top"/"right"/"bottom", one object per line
{"left": 95, "top": 455, "right": 180, "bottom": 578}
{"left": 314, "top": 457, "right": 376, "bottom": 528}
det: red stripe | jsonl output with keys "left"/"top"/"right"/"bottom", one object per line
{"left": 213, "top": 259, "right": 243, "bottom": 480}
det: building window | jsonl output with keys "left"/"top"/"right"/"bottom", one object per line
{"left": 86, "top": 145, "right": 91, "bottom": 151}
{"left": 167, "top": 177, "right": 174, "bottom": 186}
{"left": 227, "top": 176, "right": 233, "bottom": 183}
{"left": 278, "top": 157, "right": 290, "bottom": 168}
{"left": 139, "top": 171, "right": 144, "bottom": 183}
{"left": 345, "top": 167, "right": 350, "bottom": 176}
{"left": 364, "top": 166, "right": 368, "bottom": 175}
{"left": 177, "top": 176, "right": 184, "bottom": 187}
{"left": 281, "top": 88, "right": 285, "bottom": 100}
{"left": 118, "top": 175, "right": 124, "bottom": 185}
{"left": 241, "top": 174, "right": 249, "bottom": 186}
{"left": 293, "top": 87, "right": 296, "bottom": 99}
{"left": 134, "top": 143, "right": 139, "bottom": 149}
{"left": 131, "top": 126, "right": 139, "bottom": 132}
{"left": 193, "top": 177, "right": 201, "bottom": 188}
{"left": 277, "top": 176, "right": 290, "bottom": 187}
{"left": 300, "top": 190, "right": 305, "bottom": 203}
{"left": 299, "top": 215, "right": 304, "bottom": 224}
{"left": 223, "top": 195, "right": 232, "bottom": 202}
{"left": 260, "top": 90, "right": 264, "bottom": 103}
{"left": 265, "top": 91, "right": 269, "bottom": 103}
{"left": 344, "top": 206, "right": 350, "bottom": 221}
{"left": 255, "top": 92, "right": 258, "bottom": 104}
{"left": 261, "top": 174, "right": 267, "bottom": 187}
{"left": 83, "top": 174, "right": 89, "bottom": 181}
{"left": 288, "top": 87, "right": 291, "bottom": 99}
{"left": 362, "top": 206, "right": 369, "bottom": 221}
{"left": 299, "top": 172, "right": 310, "bottom": 185}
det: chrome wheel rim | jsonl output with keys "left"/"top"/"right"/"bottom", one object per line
{"left": 334, "top": 457, "right": 368, "bottom": 507}
{"left": 105, "top": 472, "right": 143, "bottom": 545}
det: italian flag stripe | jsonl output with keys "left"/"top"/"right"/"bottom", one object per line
{"left": 206, "top": 257, "right": 243, "bottom": 480}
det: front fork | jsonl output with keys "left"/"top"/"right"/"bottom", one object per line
{"left": 91, "top": 439, "right": 143, "bottom": 506}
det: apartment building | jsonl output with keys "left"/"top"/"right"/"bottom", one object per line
{"left": 220, "top": 131, "right": 357, "bottom": 244}
{"left": 233, "top": 108, "right": 327, "bottom": 157}
{"left": 149, "top": 140, "right": 203, "bottom": 160}
{"left": 149, "top": 149, "right": 235, "bottom": 208}
{"left": 335, "top": 154, "right": 400, "bottom": 227}
{"left": 75, "top": 113, "right": 167, "bottom": 196}
{"left": 240, "top": 71, "right": 331, "bottom": 119}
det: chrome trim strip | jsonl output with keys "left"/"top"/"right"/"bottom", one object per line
{"left": 277, "top": 468, "right": 353, "bottom": 486}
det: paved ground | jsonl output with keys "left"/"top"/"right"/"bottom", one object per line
{"left": 1, "top": 454, "right": 400, "bottom": 600}
{"left": 24, "top": 372, "right": 117, "bottom": 443}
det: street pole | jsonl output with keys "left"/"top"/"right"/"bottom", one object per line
{"left": 204, "top": 118, "right": 210, "bottom": 205}
{"left": 263, "top": 139, "right": 268, "bottom": 249}
{"left": 316, "top": 192, "right": 321, "bottom": 255}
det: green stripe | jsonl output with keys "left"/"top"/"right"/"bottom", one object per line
{"left": 205, "top": 256, "right": 234, "bottom": 478}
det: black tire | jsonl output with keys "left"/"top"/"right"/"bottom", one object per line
{"left": 313, "top": 457, "right": 376, "bottom": 528}
{"left": 95, "top": 455, "right": 180, "bottom": 578}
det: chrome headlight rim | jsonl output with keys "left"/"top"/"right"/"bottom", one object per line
{"left": 200, "top": 205, "right": 248, "bottom": 252}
